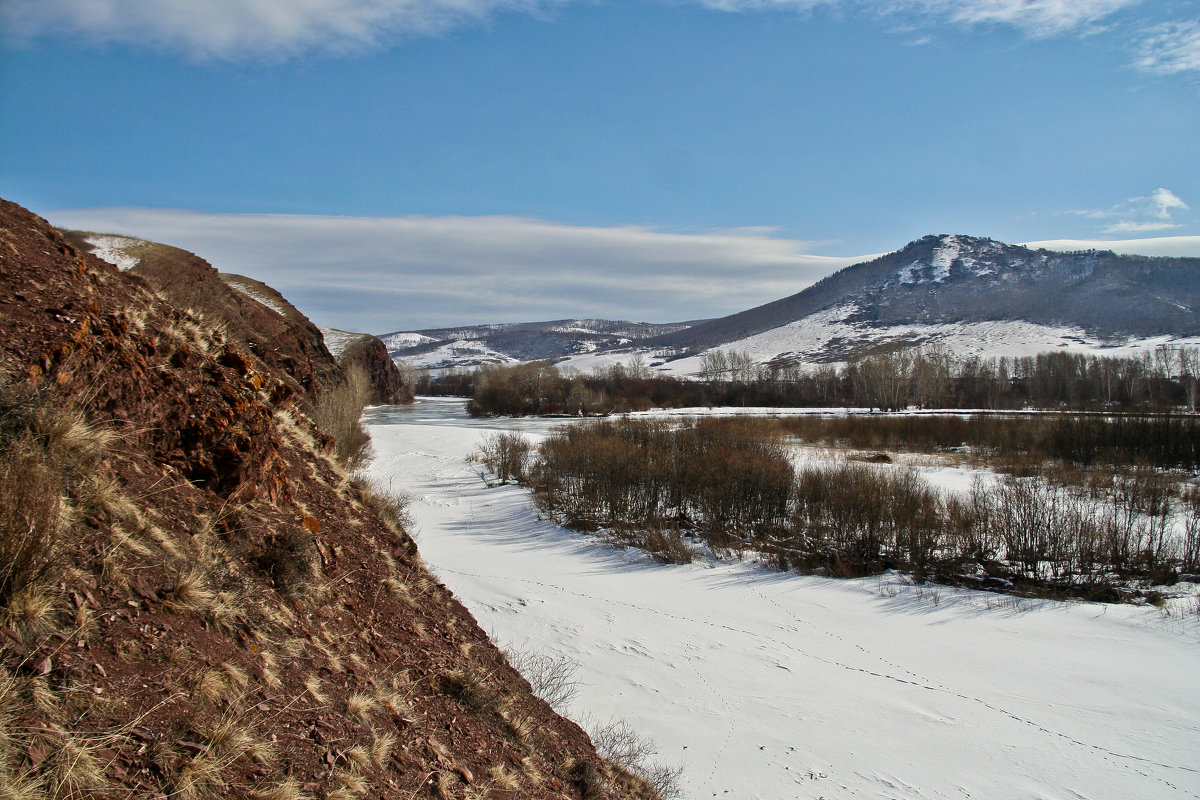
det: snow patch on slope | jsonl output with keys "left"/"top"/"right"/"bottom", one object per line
{"left": 83, "top": 235, "right": 146, "bottom": 271}
{"left": 398, "top": 339, "right": 518, "bottom": 370}
{"left": 381, "top": 332, "right": 438, "bottom": 351}
{"left": 896, "top": 235, "right": 1002, "bottom": 285}
{"left": 558, "top": 301, "right": 1200, "bottom": 378}
{"left": 226, "top": 282, "right": 288, "bottom": 317}
{"left": 320, "top": 328, "right": 364, "bottom": 359}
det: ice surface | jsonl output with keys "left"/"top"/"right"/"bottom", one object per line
{"left": 363, "top": 398, "right": 1200, "bottom": 800}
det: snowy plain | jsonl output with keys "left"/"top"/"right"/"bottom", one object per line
{"left": 362, "top": 397, "right": 1200, "bottom": 800}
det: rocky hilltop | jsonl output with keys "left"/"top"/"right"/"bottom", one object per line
{"left": 0, "top": 198, "right": 657, "bottom": 799}
{"left": 64, "top": 231, "right": 410, "bottom": 406}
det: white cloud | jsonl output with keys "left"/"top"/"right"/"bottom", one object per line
{"left": 0, "top": 0, "right": 1155, "bottom": 59}
{"left": 1023, "top": 235, "right": 1200, "bottom": 257}
{"left": 1065, "top": 188, "right": 1192, "bottom": 236}
{"left": 0, "top": 0, "right": 556, "bottom": 60}
{"left": 45, "top": 208, "right": 868, "bottom": 332}
{"left": 905, "top": 0, "right": 1142, "bottom": 38}
{"left": 704, "top": 0, "right": 1144, "bottom": 37}
{"left": 1135, "top": 20, "right": 1200, "bottom": 74}
{"left": 1147, "top": 187, "right": 1189, "bottom": 219}
{"left": 1102, "top": 220, "right": 1183, "bottom": 234}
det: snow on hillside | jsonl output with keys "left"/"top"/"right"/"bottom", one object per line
{"left": 556, "top": 303, "right": 1200, "bottom": 378}
{"left": 895, "top": 235, "right": 1000, "bottom": 285}
{"left": 225, "top": 280, "right": 288, "bottom": 316}
{"left": 391, "top": 339, "right": 519, "bottom": 370}
{"left": 363, "top": 398, "right": 1200, "bottom": 800}
{"left": 319, "top": 327, "right": 364, "bottom": 359}
{"left": 381, "top": 331, "right": 439, "bottom": 351}
{"left": 83, "top": 234, "right": 146, "bottom": 271}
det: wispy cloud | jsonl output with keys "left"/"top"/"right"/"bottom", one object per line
{"left": 1146, "top": 187, "right": 1190, "bottom": 219}
{"left": 895, "top": 0, "right": 1143, "bottom": 38}
{"left": 0, "top": 0, "right": 559, "bottom": 60}
{"left": 699, "top": 0, "right": 1144, "bottom": 37}
{"left": 1103, "top": 220, "right": 1184, "bottom": 234}
{"left": 1064, "top": 188, "right": 1191, "bottom": 235}
{"left": 1134, "top": 20, "right": 1200, "bottom": 74}
{"left": 45, "top": 208, "right": 868, "bottom": 332}
{"left": 0, "top": 0, "right": 1165, "bottom": 62}
{"left": 1024, "top": 235, "right": 1200, "bottom": 257}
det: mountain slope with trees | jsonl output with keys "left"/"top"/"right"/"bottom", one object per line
{"left": 645, "top": 234, "right": 1200, "bottom": 358}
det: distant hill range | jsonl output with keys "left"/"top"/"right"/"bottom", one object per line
{"left": 381, "top": 319, "right": 695, "bottom": 369}
{"left": 384, "top": 234, "right": 1200, "bottom": 373}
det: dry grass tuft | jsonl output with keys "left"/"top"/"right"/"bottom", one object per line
{"left": 192, "top": 669, "right": 229, "bottom": 706}
{"left": 488, "top": 763, "right": 520, "bottom": 790}
{"left": 344, "top": 744, "right": 371, "bottom": 773}
{"left": 370, "top": 730, "right": 396, "bottom": 768}
{"left": 304, "top": 676, "right": 329, "bottom": 705}
{"left": 166, "top": 567, "right": 214, "bottom": 614}
{"left": 249, "top": 777, "right": 311, "bottom": 800}
{"left": 346, "top": 692, "right": 378, "bottom": 725}
{"left": 0, "top": 442, "right": 62, "bottom": 611}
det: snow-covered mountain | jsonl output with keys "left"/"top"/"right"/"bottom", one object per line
{"left": 644, "top": 234, "right": 1200, "bottom": 357}
{"left": 382, "top": 318, "right": 695, "bottom": 369}
{"left": 387, "top": 235, "right": 1200, "bottom": 374}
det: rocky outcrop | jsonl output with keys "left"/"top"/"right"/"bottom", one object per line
{"left": 1, "top": 198, "right": 657, "bottom": 800}
{"left": 322, "top": 328, "right": 414, "bottom": 405}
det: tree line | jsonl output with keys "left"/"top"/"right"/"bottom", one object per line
{"left": 416, "top": 344, "right": 1200, "bottom": 416}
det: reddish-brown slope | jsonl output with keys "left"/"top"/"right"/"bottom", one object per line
{"left": 61, "top": 231, "right": 341, "bottom": 400}
{"left": 1, "top": 198, "right": 656, "bottom": 800}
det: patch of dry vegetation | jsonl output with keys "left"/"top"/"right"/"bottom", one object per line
{"left": 312, "top": 363, "right": 374, "bottom": 469}
{"left": 507, "top": 415, "right": 1200, "bottom": 599}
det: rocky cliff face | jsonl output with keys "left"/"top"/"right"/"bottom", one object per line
{"left": 1, "top": 198, "right": 656, "bottom": 800}
{"left": 322, "top": 328, "right": 413, "bottom": 406}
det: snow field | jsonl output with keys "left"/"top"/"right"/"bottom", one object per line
{"left": 363, "top": 398, "right": 1200, "bottom": 800}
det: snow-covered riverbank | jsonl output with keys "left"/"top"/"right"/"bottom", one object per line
{"left": 363, "top": 397, "right": 1200, "bottom": 800}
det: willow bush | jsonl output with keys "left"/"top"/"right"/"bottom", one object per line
{"left": 510, "top": 416, "right": 1199, "bottom": 595}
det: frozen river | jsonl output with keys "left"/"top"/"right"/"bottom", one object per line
{"left": 363, "top": 397, "right": 1200, "bottom": 800}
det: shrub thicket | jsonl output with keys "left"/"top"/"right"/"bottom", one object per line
{"left": 778, "top": 413, "right": 1200, "bottom": 471}
{"left": 506, "top": 416, "right": 1200, "bottom": 597}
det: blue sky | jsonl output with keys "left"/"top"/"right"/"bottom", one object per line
{"left": 2, "top": 0, "right": 1198, "bottom": 331}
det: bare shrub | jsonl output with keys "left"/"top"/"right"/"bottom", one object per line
{"left": 257, "top": 529, "right": 319, "bottom": 595}
{"left": 628, "top": 526, "right": 694, "bottom": 566}
{"left": 503, "top": 646, "right": 580, "bottom": 711}
{"left": 1181, "top": 486, "right": 1200, "bottom": 573}
{"left": 470, "top": 431, "right": 533, "bottom": 484}
{"left": 588, "top": 719, "right": 685, "bottom": 800}
{"left": 354, "top": 477, "right": 414, "bottom": 535}
{"left": 0, "top": 441, "right": 62, "bottom": 608}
